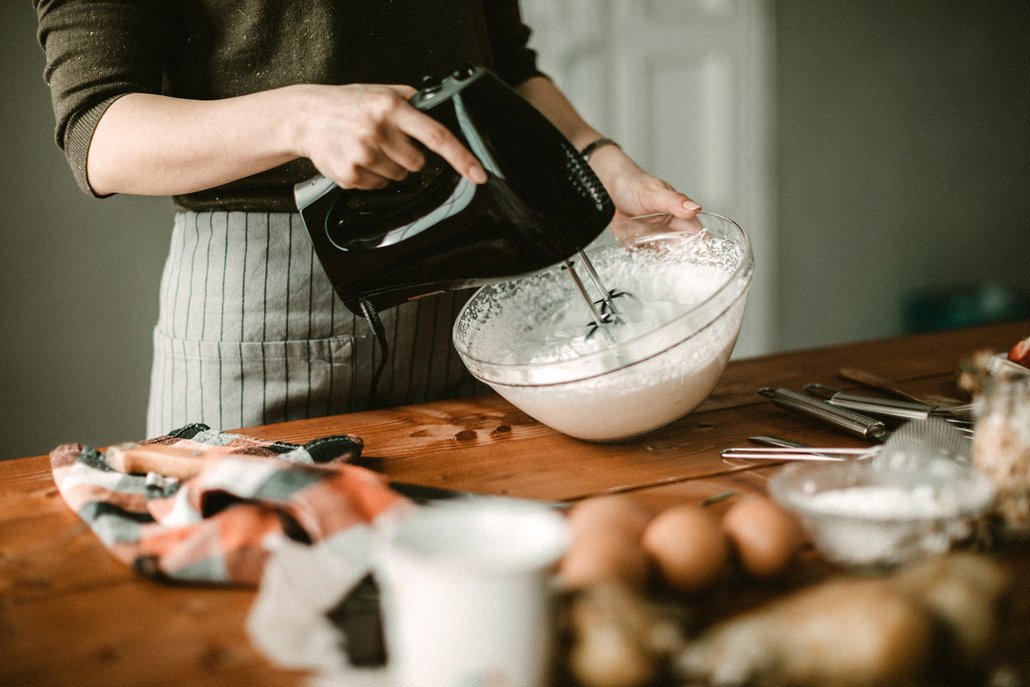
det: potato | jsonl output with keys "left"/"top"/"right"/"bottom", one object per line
{"left": 567, "top": 583, "right": 686, "bottom": 687}
{"left": 674, "top": 552, "right": 1011, "bottom": 687}
{"left": 890, "top": 552, "right": 1011, "bottom": 668}
{"left": 676, "top": 577, "right": 936, "bottom": 687}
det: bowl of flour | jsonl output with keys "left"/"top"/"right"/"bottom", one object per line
{"left": 452, "top": 212, "right": 753, "bottom": 441}
{"left": 769, "top": 456, "right": 995, "bottom": 569}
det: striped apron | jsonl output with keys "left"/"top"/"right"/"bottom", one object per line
{"left": 145, "top": 211, "right": 479, "bottom": 436}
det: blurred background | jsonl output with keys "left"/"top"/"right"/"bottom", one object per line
{"left": 3, "top": 0, "right": 1028, "bottom": 459}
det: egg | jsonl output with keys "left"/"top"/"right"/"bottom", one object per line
{"left": 721, "top": 494, "right": 804, "bottom": 578}
{"left": 559, "top": 495, "right": 655, "bottom": 589}
{"left": 641, "top": 504, "right": 728, "bottom": 593}
{"left": 566, "top": 494, "right": 653, "bottom": 541}
{"left": 559, "top": 529, "right": 651, "bottom": 589}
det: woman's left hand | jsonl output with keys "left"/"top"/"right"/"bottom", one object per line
{"left": 587, "top": 144, "right": 700, "bottom": 221}
{"left": 512, "top": 77, "right": 699, "bottom": 223}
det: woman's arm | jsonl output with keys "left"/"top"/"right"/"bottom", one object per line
{"left": 87, "top": 84, "right": 487, "bottom": 197}
{"left": 35, "top": 0, "right": 486, "bottom": 198}
{"left": 516, "top": 76, "right": 700, "bottom": 220}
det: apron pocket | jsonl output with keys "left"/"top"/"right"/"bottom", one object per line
{"left": 147, "top": 330, "right": 363, "bottom": 434}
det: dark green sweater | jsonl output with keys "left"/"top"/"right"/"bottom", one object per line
{"left": 34, "top": 0, "right": 542, "bottom": 212}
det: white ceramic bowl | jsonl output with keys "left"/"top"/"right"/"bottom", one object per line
{"left": 768, "top": 458, "right": 995, "bottom": 570}
{"left": 452, "top": 212, "right": 753, "bottom": 441}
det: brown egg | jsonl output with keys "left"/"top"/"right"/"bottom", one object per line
{"left": 721, "top": 494, "right": 804, "bottom": 578}
{"left": 566, "top": 495, "right": 653, "bottom": 542}
{"left": 559, "top": 529, "right": 651, "bottom": 589}
{"left": 641, "top": 504, "right": 728, "bottom": 593}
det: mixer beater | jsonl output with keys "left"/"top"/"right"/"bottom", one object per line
{"left": 563, "top": 250, "right": 633, "bottom": 343}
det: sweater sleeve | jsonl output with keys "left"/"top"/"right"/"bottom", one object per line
{"left": 33, "top": 0, "right": 170, "bottom": 196}
{"left": 482, "top": 0, "right": 546, "bottom": 87}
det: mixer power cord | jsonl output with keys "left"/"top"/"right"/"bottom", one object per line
{"left": 358, "top": 297, "right": 390, "bottom": 408}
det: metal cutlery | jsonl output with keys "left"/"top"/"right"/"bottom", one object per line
{"left": 724, "top": 413, "right": 972, "bottom": 465}
{"left": 802, "top": 383, "right": 974, "bottom": 435}
{"left": 758, "top": 387, "right": 890, "bottom": 442}
{"left": 747, "top": 435, "right": 809, "bottom": 449}
{"left": 721, "top": 446, "right": 878, "bottom": 462}
{"left": 729, "top": 434, "right": 880, "bottom": 461}
{"left": 837, "top": 367, "right": 968, "bottom": 409}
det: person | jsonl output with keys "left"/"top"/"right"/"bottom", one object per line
{"left": 34, "top": 0, "right": 701, "bottom": 437}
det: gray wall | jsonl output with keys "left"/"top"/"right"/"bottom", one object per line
{"left": 774, "top": 0, "right": 1030, "bottom": 349}
{"left": 3, "top": 1, "right": 1028, "bottom": 459}
{"left": 2, "top": 4, "right": 170, "bottom": 459}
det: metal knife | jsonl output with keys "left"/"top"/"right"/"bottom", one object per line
{"left": 803, "top": 383, "right": 973, "bottom": 425}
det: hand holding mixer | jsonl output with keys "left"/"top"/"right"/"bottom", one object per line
{"left": 295, "top": 66, "right": 630, "bottom": 399}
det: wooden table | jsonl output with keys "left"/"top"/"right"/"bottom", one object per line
{"left": 2, "top": 320, "right": 1028, "bottom": 686}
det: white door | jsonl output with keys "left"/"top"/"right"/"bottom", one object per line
{"left": 521, "top": 0, "right": 775, "bottom": 357}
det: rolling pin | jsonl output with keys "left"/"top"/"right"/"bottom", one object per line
{"left": 105, "top": 442, "right": 230, "bottom": 480}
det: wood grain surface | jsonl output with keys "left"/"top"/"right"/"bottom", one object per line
{"left": 2, "top": 320, "right": 1027, "bottom": 686}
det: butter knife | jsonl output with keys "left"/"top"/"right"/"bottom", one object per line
{"left": 803, "top": 383, "right": 974, "bottom": 428}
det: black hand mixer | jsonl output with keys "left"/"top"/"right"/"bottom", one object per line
{"left": 295, "top": 65, "right": 626, "bottom": 401}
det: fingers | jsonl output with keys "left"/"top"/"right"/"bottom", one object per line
{"left": 339, "top": 98, "right": 425, "bottom": 187}
{"left": 385, "top": 84, "right": 418, "bottom": 99}
{"left": 664, "top": 213, "right": 705, "bottom": 234}
{"left": 368, "top": 84, "right": 486, "bottom": 184}
{"left": 360, "top": 135, "right": 422, "bottom": 183}
{"left": 330, "top": 87, "right": 486, "bottom": 189}
{"left": 677, "top": 194, "right": 702, "bottom": 217}
{"left": 329, "top": 150, "right": 410, "bottom": 190}
{"left": 347, "top": 169, "right": 396, "bottom": 190}
{"left": 589, "top": 150, "right": 700, "bottom": 221}
{"left": 377, "top": 131, "right": 427, "bottom": 175}
{"left": 392, "top": 105, "right": 487, "bottom": 184}
{"left": 649, "top": 182, "right": 701, "bottom": 220}
{"left": 610, "top": 208, "right": 704, "bottom": 243}
{"left": 346, "top": 116, "right": 484, "bottom": 190}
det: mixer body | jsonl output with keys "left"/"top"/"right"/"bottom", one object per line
{"left": 295, "top": 66, "right": 615, "bottom": 314}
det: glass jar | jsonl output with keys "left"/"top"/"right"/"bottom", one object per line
{"left": 973, "top": 374, "right": 1030, "bottom": 539}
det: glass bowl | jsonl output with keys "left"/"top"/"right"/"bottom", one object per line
{"left": 768, "top": 457, "right": 996, "bottom": 570}
{"left": 452, "top": 212, "right": 753, "bottom": 441}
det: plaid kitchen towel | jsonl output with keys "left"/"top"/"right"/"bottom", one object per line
{"left": 49, "top": 423, "right": 411, "bottom": 585}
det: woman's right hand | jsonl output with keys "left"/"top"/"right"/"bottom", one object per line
{"left": 291, "top": 83, "right": 487, "bottom": 189}
{"left": 85, "top": 83, "right": 487, "bottom": 198}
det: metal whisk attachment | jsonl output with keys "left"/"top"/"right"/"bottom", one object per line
{"left": 562, "top": 251, "right": 631, "bottom": 343}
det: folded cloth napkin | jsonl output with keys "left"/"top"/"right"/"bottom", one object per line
{"left": 49, "top": 423, "right": 411, "bottom": 586}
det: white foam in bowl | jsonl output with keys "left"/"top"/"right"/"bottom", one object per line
{"left": 453, "top": 212, "right": 753, "bottom": 441}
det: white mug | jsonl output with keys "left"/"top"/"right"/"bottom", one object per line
{"left": 376, "top": 499, "right": 570, "bottom": 687}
